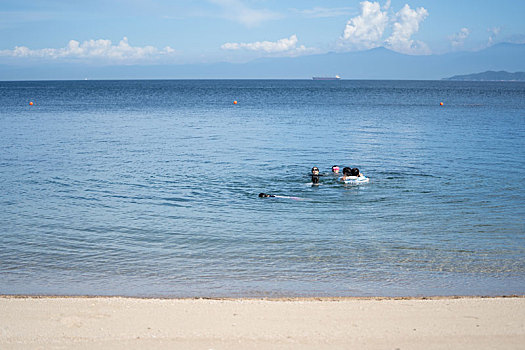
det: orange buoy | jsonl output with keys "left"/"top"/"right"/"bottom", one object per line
{"left": 29, "top": 101, "right": 34, "bottom": 106}
{"left": 439, "top": 102, "right": 444, "bottom": 106}
{"left": 233, "top": 100, "right": 238, "bottom": 105}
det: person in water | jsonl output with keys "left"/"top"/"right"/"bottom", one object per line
{"left": 311, "top": 166, "right": 320, "bottom": 184}
{"left": 259, "top": 193, "right": 305, "bottom": 200}
{"left": 341, "top": 167, "right": 352, "bottom": 181}
{"left": 331, "top": 165, "right": 340, "bottom": 174}
{"left": 352, "top": 167, "right": 363, "bottom": 177}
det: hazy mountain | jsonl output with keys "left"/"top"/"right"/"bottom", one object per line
{"left": 1, "top": 43, "right": 524, "bottom": 81}
{"left": 444, "top": 70, "right": 525, "bottom": 81}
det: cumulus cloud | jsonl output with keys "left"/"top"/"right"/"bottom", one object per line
{"left": 209, "top": 0, "right": 282, "bottom": 27}
{"left": 341, "top": 1, "right": 388, "bottom": 50}
{"left": 340, "top": 1, "right": 429, "bottom": 54}
{"left": 449, "top": 28, "right": 470, "bottom": 47}
{"left": 385, "top": 4, "right": 429, "bottom": 54}
{"left": 221, "top": 34, "right": 314, "bottom": 56}
{"left": 0, "top": 37, "right": 175, "bottom": 62}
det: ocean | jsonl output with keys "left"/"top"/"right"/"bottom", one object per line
{"left": 1, "top": 79, "right": 524, "bottom": 297}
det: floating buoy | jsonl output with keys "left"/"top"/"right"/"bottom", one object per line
{"left": 29, "top": 101, "right": 34, "bottom": 106}
{"left": 439, "top": 102, "right": 444, "bottom": 106}
{"left": 233, "top": 100, "right": 238, "bottom": 105}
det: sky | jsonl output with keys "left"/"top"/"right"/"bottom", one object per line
{"left": 1, "top": 0, "right": 524, "bottom": 66}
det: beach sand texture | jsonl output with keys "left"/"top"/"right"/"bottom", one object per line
{"left": 1, "top": 296, "right": 524, "bottom": 349}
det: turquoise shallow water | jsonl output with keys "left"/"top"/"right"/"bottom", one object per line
{"left": 0, "top": 80, "right": 524, "bottom": 297}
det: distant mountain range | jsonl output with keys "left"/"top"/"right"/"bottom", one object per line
{"left": 1, "top": 43, "right": 524, "bottom": 80}
{"left": 443, "top": 70, "right": 525, "bottom": 81}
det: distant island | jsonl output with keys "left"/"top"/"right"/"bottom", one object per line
{"left": 444, "top": 70, "right": 525, "bottom": 81}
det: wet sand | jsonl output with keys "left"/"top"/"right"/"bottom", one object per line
{"left": 1, "top": 296, "right": 524, "bottom": 349}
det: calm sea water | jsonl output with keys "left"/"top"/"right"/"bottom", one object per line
{"left": 1, "top": 80, "right": 524, "bottom": 297}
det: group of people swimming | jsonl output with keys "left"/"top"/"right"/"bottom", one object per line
{"left": 258, "top": 165, "right": 366, "bottom": 199}
{"left": 310, "top": 165, "right": 364, "bottom": 184}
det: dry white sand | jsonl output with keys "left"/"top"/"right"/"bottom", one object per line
{"left": 1, "top": 296, "right": 524, "bottom": 349}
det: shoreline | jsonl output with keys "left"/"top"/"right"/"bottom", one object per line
{"left": 2, "top": 295, "right": 524, "bottom": 349}
{"left": 2, "top": 294, "right": 524, "bottom": 300}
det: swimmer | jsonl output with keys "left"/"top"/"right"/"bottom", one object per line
{"left": 351, "top": 167, "right": 364, "bottom": 177}
{"left": 258, "top": 193, "right": 307, "bottom": 201}
{"left": 311, "top": 166, "right": 320, "bottom": 184}
{"left": 341, "top": 167, "right": 353, "bottom": 181}
{"left": 331, "top": 165, "right": 340, "bottom": 174}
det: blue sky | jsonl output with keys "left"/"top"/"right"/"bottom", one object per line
{"left": 1, "top": 0, "right": 524, "bottom": 65}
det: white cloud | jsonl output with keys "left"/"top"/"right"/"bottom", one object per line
{"left": 0, "top": 37, "right": 176, "bottom": 62}
{"left": 341, "top": 1, "right": 388, "bottom": 50}
{"left": 295, "top": 7, "right": 355, "bottom": 18}
{"left": 500, "top": 34, "right": 525, "bottom": 44}
{"left": 221, "top": 35, "right": 313, "bottom": 56}
{"left": 449, "top": 28, "right": 470, "bottom": 47}
{"left": 488, "top": 27, "right": 501, "bottom": 45}
{"left": 208, "top": 0, "right": 282, "bottom": 27}
{"left": 339, "top": 1, "right": 429, "bottom": 54}
{"left": 385, "top": 4, "right": 429, "bottom": 54}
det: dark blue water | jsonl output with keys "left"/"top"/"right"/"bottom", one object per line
{"left": 1, "top": 80, "right": 524, "bottom": 297}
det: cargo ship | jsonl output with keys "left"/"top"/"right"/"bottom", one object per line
{"left": 312, "top": 75, "right": 341, "bottom": 80}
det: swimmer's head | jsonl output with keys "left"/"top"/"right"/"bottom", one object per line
{"left": 259, "top": 193, "right": 269, "bottom": 197}
{"left": 311, "top": 167, "right": 319, "bottom": 174}
{"left": 351, "top": 168, "right": 360, "bottom": 176}
{"left": 342, "top": 167, "right": 352, "bottom": 176}
{"left": 331, "top": 165, "right": 340, "bottom": 173}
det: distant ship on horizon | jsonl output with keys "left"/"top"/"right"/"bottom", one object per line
{"left": 312, "top": 75, "right": 341, "bottom": 80}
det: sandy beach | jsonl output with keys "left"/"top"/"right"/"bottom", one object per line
{"left": 1, "top": 296, "right": 524, "bottom": 349}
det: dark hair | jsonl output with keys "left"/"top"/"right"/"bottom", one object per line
{"left": 351, "top": 168, "right": 359, "bottom": 176}
{"left": 259, "top": 193, "right": 268, "bottom": 197}
{"left": 311, "top": 167, "right": 319, "bottom": 172}
{"left": 342, "top": 167, "right": 352, "bottom": 176}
